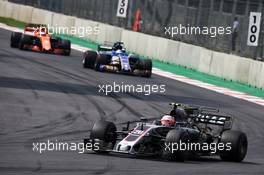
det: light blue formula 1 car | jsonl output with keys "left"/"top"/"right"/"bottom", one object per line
{"left": 82, "top": 42, "right": 152, "bottom": 77}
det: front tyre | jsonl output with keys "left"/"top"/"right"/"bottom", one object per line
{"left": 164, "top": 129, "right": 188, "bottom": 162}
{"left": 83, "top": 50, "right": 97, "bottom": 68}
{"left": 19, "top": 34, "right": 32, "bottom": 50}
{"left": 94, "top": 54, "right": 111, "bottom": 71}
{"left": 90, "top": 120, "right": 117, "bottom": 153}
{"left": 10, "top": 32, "right": 22, "bottom": 48}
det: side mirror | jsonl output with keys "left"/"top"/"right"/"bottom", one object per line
{"left": 140, "top": 117, "right": 147, "bottom": 130}
{"left": 140, "top": 117, "right": 147, "bottom": 122}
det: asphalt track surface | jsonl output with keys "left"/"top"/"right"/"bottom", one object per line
{"left": 0, "top": 28, "right": 263, "bottom": 175}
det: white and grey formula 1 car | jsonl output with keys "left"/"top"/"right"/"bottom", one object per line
{"left": 84, "top": 103, "right": 248, "bottom": 162}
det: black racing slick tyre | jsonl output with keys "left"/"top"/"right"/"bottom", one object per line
{"left": 90, "top": 120, "right": 117, "bottom": 153}
{"left": 83, "top": 50, "right": 97, "bottom": 68}
{"left": 164, "top": 129, "right": 188, "bottom": 162}
{"left": 10, "top": 32, "right": 22, "bottom": 48}
{"left": 94, "top": 54, "right": 111, "bottom": 71}
{"left": 61, "top": 39, "right": 71, "bottom": 56}
{"left": 219, "top": 130, "right": 247, "bottom": 162}
{"left": 138, "top": 59, "right": 152, "bottom": 78}
{"left": 19, "top": 34, "right": 32, "bottom": 50}
{"left": 129, "top": 55, "right": 139, "bottom": 64}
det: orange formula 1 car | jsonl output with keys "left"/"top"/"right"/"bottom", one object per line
{"left": 10, "top": 24, "right": 71, "bottom": 56}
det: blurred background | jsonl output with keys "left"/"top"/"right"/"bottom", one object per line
{"left": 8, "top": 0, "right": 264, "bottom": 60}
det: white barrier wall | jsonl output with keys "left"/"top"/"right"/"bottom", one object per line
{"left": 260, "top": 63, "right": 264, "bottom": 88}
{"left": 0, "top": 0, "right": 263, "bottom": 89}
{"left": 52, "top": 12, "right": 75, "bottom": 30}
{"left": 198, "top": 49, "right": 212, "bottom": 74}
{"left": 165, "top": 40, "right": 180, "bottom": 64}
{"left": 248, "top": 61, "right": 264, "bottom": 88}
{"left": 74, "top": 18, "right": 98, "bottom": 41}
{"left": 0, "top": 1, "right": 10, "bottom": 17}
{"left": 17, "top": 5, "right": 33, "bottom": 23}
{"left": 96, "top": 23, "right": 123, "bottom": 44}
{"left": 31, "top": 8, "right": 53, "bottom": 25}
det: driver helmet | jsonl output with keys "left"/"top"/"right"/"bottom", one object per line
{"left": 113, "top": 43, "right": 123, "bottom": 50}
{"left": 161, "top": 115, "right": 175, "bottom": 127}
{"left": 40, "top": 27, "right": 47, "bottom": 36}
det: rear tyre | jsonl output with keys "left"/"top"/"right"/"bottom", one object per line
{"left": 219, "top": 130, "right": 247, "bottom": 162}
{"left": 138, "top": 59, "right": 152, "bottom": 78}
{"left": 164, "top": 129, "right": 188, "bottom": 162}
{"left": 10, "top": 32, "right": 22, "bottom": 48}
{"left": 83, "top": 50, "right": 97, "bottom": 68}
{"left": 94, "top": 54, "right": 111, "bottom": 71}
{"left": 90, "top": 120, "right": 117, "bottom": 153}
{"left": 61, "top": 39, "right": 71, "bottom": 56}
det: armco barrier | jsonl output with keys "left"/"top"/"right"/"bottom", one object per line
{"left": 1, "top": 0, "right": 264, "bottom": 89}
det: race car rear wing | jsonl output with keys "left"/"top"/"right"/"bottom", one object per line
{"left": 98, "top": 41, "right": 126, "bottom": 52}
{"left": 98, "top": 41, "right": 115, "bottom": 51}
{"left": 169, "top": 102, "right": 233, "bottom": 129}
{"left": 98, "top": 45, "right": 112, "bottom": 52}
{"left": 26, "top": 23, "right": 47, "bottom": 28}
{"left": 192, "top": 113, "right": 233, "bottom": 130}
{"left": 24, "top": 23, "right": 47, "bottom": 31}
